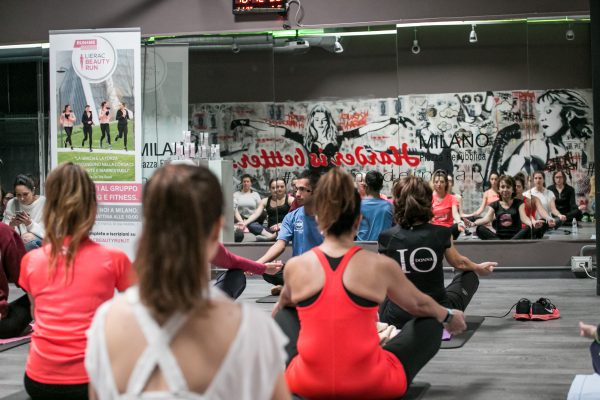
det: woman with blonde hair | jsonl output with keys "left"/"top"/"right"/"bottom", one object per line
{"left": 274, "top": 168, "right": 466, "bottom": 399}
{"left": 86, "top": 164, "right": 290, "bottom": 400}
{"left": 19, "top": 163, "right": 132, "bottom": 400}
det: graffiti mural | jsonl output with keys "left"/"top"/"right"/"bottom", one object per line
{"left": 189, "top": 89, "right": 593, "bottom": 212}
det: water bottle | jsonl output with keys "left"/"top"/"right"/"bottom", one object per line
{"left": 571, "top": 218, "right": 578, "bottom": 236}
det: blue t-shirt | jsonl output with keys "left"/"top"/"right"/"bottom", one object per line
{"left": 277, "top": 206, "right": 323, "bottom": 256}
{"left": 357, "top": 198, "right": 393, "bottom": 241}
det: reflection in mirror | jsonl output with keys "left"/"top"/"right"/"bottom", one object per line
{"left": 272, "top": 27, "right": 399, "bottom": 242}
{"left": 397, "top": 21, "right": 536, "bottom": 239}
{"left": 182, "top": 33, "right": 274, "bottom": 243}
{"left": 525, "top": 18, "right": 593, "bottom": 241}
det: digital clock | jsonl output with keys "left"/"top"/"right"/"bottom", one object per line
{"left": 233, "top": 0, "right": 287, "bottom": 14}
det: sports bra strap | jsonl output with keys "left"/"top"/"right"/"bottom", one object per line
{"left": 125, "top": 289, "right": 190, "bottom": 395}
{"left": 312, "top": 245, "right": 362, "bottom": 276}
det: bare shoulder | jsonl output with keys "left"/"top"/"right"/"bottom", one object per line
{"left": 355, "top": 249, "right": 395, "bottom": 271}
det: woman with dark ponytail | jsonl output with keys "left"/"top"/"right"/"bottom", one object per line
{"left": 85, "top": 164, "right": 289, "bottom": 400}
{"left": 274, "top": 168, "right": 466, "bottom": 399}
{"left": 378, "top": 176, "right": 496, "bottom": 329}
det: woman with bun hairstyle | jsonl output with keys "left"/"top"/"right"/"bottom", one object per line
{"left": 378, "top": 176, "right": 496, "bottom": 329}
{"left": 356, "top": 170, "right": 393, "bottom": 241}
{"left": 86, "top": 164, "right": 289, "bottom": 400}
{"left": 274, "top": 168, "right": 466, "bottom": 399}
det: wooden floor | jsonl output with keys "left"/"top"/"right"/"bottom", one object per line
{"left": 1, "top": 276, "right": 599, "bottom": 400}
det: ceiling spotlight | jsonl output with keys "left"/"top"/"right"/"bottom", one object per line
{"left": 566, "top": 24, "right": 575, "bottom": 41}
{"left": 411, "top": 28, "right": 421, "bottom": 54}
{"left": 231, "top": 41, "right": 240, "bottom": 53}
{"left": 333, "top": 36, "right": 344, "bottom": 53}
{"left": 469, "top": 24, "right": 478, "bottom": 43}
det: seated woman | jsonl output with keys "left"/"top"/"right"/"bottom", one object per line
{"left": 356, "top": 170, "right": 393, "bottom": 241}
{"left": 548, "top": 170, "right": 583, "bottom": 222}
{"left": 524, "top": 171, "right": 568, "bottom": 227}
{"left": 18, "top": 163, "right": 133, "bottom": 400}
{"left": 462, "top": 171, "right": 499, "bottom": 219}
{"left": 469, "top": 175, "right": 533, "bottom": 240}
{"left": 430, "top": 169, "right": 464, "bottom": 240}
{"left": 514, "top": 173, "right": 555, "bottom": 239}
{"left": 274, "top": 168, "right": 466, "bottom": 400}
{"left": 86, "top": 164, "right": 289, "bottom": 400}
{"left": 3, "top": 174, "right": 45, "bottom": 251}
{"left": 378, "top": 176, "right": 496, "bottom": 329}
{"left": 244, "top": 178, "right": 294, "bottom": 241}
{"left": 233, "top": 174, "right": 263, "bottom": 239}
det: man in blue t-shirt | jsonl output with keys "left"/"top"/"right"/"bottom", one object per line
{"left": 258, "top": 170, "right": 323, "bottom": 289}
{"left": 356, "top": 171, "right": 393, "bottom": 241}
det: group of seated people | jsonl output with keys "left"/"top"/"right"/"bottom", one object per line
{"left": 0, "top": 161, "right": 499, "bottom": 400}
{"left": 0, "top": 161, "right": 591, "bottom": 399}
{"left": 428, "top": 169, "right": 587, "bottom": 241}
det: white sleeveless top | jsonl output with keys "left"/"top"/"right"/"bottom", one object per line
{"left": 85, "top": 287, "right": 288, "bottom": 400}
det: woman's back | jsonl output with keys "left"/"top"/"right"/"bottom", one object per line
{"left": 286, "top": 246, "right": 406, "bottom": 399}
{"left": 19, "top": 239, "right": 131, "bottom": 384}
{"left": 87, "top": 287, "right": 288, "bottom": 400}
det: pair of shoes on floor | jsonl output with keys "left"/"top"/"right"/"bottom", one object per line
{"left": 271, "top": 285, "right": 283, "bottom": 296}
{"left": 513, "top": 298, "right": 560, "bottom": 321}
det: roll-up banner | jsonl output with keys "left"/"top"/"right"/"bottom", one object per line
{"left": 49, "top": 28, "right": 142, "bottom": 258}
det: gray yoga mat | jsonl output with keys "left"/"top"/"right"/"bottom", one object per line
{"left": 441, "top": 315, "right": 485, "bottom": 349}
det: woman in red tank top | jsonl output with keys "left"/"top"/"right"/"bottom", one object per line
{"left": 273, "top": 168, "right": 467, "bottom": 400}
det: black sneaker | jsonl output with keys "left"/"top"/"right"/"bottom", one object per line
{"left": 530, "top": 298, "right": 560, "bottom": 320}
{"left": 513, "top": 298, "right": 531, "bottom": 320}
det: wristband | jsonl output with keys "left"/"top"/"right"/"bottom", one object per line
{"left": 443, "top": 308, "right": 454, "bottom": 324}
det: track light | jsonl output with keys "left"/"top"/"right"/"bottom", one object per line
{"left": 566, "top": 24, "right": 575, "bottom": 41}
{"left": 231, "top": 42, "right": 240, "bottom": 53}
{"left": 469, "top": 24, "right": 478, "bottom": 43}
{"left": 333, "top": 36, "right": 344, "bottom": 53}
{"left": 411, "top": 28, "right": 421, "bottom": 54}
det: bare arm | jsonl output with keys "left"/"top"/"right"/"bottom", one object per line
{"left": 445, "top": 242, "right": 496, "bottom": 276}
{"left": 464, "top": 193, "right": 487, "bottom": 218}
{"left": 257, "top": 240, "right": 287, "bottom": 264}
{"left": 88, "top": 385, "right": 98, "bottom": 400}
{"left": 271, "top": 372, "right": 291, "bottom": 400}
{"left": 384, "top": 258, "right": 466, "bottom": 334}
{"left": 451, "top": 204, "right": 464, "bottom": 231}
{"left": 472, "top": 207, "right": 494, "bottom": 227}
{"left": 244, "top": 198, "right": 266, "bottom": 225}
{"left": 234, "top": 208, "right": 244, "bottom": 224}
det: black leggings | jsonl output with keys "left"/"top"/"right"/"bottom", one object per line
{"left": 476, "top": 225, "right": 531, "bottom": 240}
{"left": 263, "top": 268, "right": 284, "bottom": 286}
{"left": 379, "top": 271, "right": 479, "bottom": 329}
{"left": 100, "top": 123, "right": 111, "bottom": 146}
{"left": 0, "top": 294, "right": 32, "bottom": 339}
{"left": 118, "top": 123, "right": 128, "bottom": 148}
{"left": 214, "top": 269, "right": 246, "bottom": 299}
{"left": 82, "top": 125, "right": 92, "bottom": 149}
{"left": 64, "top": 127, "right": 73, "bottom": 147}
{"left": 24, "top": 374, "right": 88, "bottom": 400}
{"left": 275, "top": 307, "right": 442, "bottom": 385}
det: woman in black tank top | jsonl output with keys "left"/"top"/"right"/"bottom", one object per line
{"left": 243, "top": 178, "right": 295, "bottom": 241}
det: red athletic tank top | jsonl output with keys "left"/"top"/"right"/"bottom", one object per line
{"left": 285, "top": 246, "right": 407, "bottom": 399}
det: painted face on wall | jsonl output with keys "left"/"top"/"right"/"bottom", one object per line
{"left": 537, "top": 100, "right": 563, "bottom": 138}
{"left": 312, "top": 112, "right": 329, "bottom": 136}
